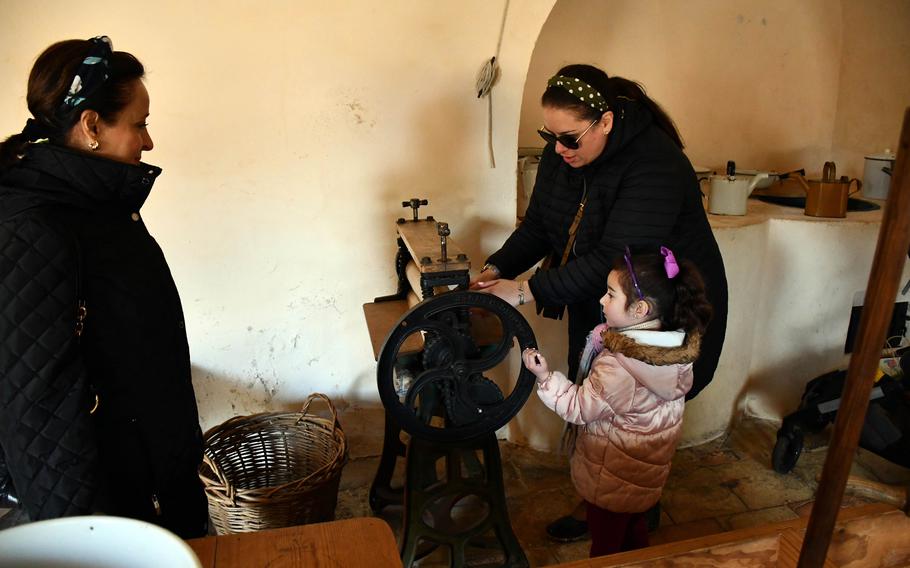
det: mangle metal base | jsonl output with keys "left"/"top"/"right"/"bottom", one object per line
{"left": 400, "top": 435, "right": 528, "bottom": 568}
{"left": 369, "top": 410, "right": 406, "bottom": 512}
{"left": 380, "top": 427, "right": 528, "bottom": 568}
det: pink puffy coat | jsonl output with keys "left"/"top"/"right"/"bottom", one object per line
{"left": 537, "top": 329, "right": 700, "bottom": 513}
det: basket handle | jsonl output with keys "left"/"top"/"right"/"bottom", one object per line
{"left": 296, "top": 392, "right": 339, "bottom": 430}
{"left": 202, "top": 452, "right": 237, "bottom": 505}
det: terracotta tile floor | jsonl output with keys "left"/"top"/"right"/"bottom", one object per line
{"left": 333, "top": 414, "right": 910, "bottom": 567}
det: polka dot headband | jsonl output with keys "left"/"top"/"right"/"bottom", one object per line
{"left": 546, "top": 75, "right": 608, "bottom": 113}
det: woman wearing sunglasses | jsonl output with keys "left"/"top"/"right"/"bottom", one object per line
{"left": 472, "top": 64, "right": 728, "bottom": 541}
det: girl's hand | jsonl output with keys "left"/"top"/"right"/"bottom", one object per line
{"left": 522, "top": 347, "right": 550, "bottom": 381}
{"left": 472, "top": 278, "right": 534, "bottom": 307}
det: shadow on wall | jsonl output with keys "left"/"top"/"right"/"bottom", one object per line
{"left": 373, "top": 93, "right": 516, "bottom": 266}
{"left": 375, "top": 94, "right": 471, "bottom": 226}
{"left": 193, "top": 363, "right": 378, "bottom": 432}
{"left": 193, "top": 360, "right": 389, "bottom": 459}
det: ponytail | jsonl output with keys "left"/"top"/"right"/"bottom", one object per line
{"left": 603, "top": 76, "right": 684, "bottom": 150}
{"left": 670, "top": 261, "right": 713, "bottom": 335}
{"left": 0, "top": 133, "right": 31, "bottom": 171}
{"left": 541, "top": 64, "right": 684, "bottom": 149}
{"left": 612, "top": 250, "right": 712, "bottom": 335}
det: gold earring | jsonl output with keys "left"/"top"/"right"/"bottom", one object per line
{"left": 89, "top": 140, "right": 99, "bottom": 151}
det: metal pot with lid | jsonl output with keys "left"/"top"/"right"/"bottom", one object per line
{"left": 863, "top": 149, "right": 896, "bottom": 200}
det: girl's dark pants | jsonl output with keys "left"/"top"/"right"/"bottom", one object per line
{"left": 586, "top": 502, "right": 649, "bottom": 557}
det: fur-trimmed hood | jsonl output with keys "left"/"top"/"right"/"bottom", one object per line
{"left": 601, "top": 329, "right": 701, "bottom": 365}
{"left": 599, "top": 330, "right": 701, "bottom": 401}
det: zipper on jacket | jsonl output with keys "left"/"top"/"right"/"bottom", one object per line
{"left": 152, "top": 493, "right": 162, "bottom": 516}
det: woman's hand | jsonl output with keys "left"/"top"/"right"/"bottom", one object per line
{"left": 471, "top": 278, "right": 534, "bottom": 307}
{"left": 522, "top": 347, "right": 550, "bottom": 381}
{"left": 469, "top": 268, "right": 500, "bottom": 288}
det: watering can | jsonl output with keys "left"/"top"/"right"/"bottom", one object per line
{"left": 708, "top": 161, "right": 769, "bottom": 215}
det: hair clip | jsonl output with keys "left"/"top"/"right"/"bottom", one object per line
{"left": 623, "top": 246, "right": 644, "bottom": 300}
{"left": 661, "top": 246, "right": 679, "bottom": 279}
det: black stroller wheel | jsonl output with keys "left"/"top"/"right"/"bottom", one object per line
{"left": 772, "top": 430, "right": 804, "bottom": 474}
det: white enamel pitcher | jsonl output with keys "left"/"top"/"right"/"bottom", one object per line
{"left": 708, "top": 161, "right": 769, "bottom": 216}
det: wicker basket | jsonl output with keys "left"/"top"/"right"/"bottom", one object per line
{"left": 199, "top": 393, "right": 348, "bottom": 534}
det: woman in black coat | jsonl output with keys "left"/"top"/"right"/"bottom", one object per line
{"left": 0, "top": 37, "right": 207, "bottom": 538}
{"left": 473, "top": 64, "right": 728, "bottom": 539}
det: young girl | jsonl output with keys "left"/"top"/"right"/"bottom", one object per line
{"left": 522, "top": 246, "right": 713, "bottom": 557}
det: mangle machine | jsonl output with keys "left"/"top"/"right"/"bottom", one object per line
{"left": 362, "top": 198, "right": 537, "bottom": 568}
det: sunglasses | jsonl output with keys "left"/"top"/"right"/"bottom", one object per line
{"left": 537, "top": 119, "right": 598, "bottom": 150}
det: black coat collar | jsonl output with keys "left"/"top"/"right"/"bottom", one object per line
{"left": 0, "top": 143, "right": 162, "bottom": 217}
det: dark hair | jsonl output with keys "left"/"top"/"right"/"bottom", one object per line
{"left": 0, "top": 39, "right": 145, "bottom": 170}
{"left": 613, "top": 250, "right": 713, "bottom": 334}
{"left": 542, "top": 64, "right": 684, "bottom": 149}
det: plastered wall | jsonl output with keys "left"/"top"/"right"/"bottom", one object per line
{"left": 520, "top": 0, "right": 910, "bottom": 180}
{"left": 2, "top": 1, "right": 908, "bottom": 453}
{"left": 831, "top": 1, "right": 910, "bottom": 177}
{"left": 513, "top": 0, "right": 910, "bottom": 448}
{"left": 0, "top": 0, "right": 557, "bottom": 430}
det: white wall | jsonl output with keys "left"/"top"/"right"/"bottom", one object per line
{"left": 683, "top": 215, "right": 910, "bottom": 445}
{"left": 0, "top": 0, "right": 557, "bottom": 430}
{"left": 3, "top": 1, "right": 907, "bottom": 453}
{"left": 520, "top": 0, "right": 910, "bottom": 181}
{"left": 511, "top": 0, "right": 910, "bottom": 448}
{"left": 831, "top": 0, "right": 910, "bottom": 178}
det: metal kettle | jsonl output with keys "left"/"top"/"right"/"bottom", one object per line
{"left": 798, "top": 162, "right": 861, "bottom": 218}
{"left": 707, "top": 161, "right": 768, "bottom": 216}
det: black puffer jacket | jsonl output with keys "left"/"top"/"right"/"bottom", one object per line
{"left": 488, "top": 100, "right": 727, "bottom": 398}
{"left": 0, "top": 143, "right": 206, "bottom": 537}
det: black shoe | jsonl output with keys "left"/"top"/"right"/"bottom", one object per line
{"left": 546, "top": 515, "right": 589, "bottom": 542}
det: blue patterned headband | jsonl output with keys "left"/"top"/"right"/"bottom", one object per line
{"left": 57, "top": 36, "right": 113, "bottom": 117}
{"left": 547, "top": 75, "right": 609, "bottom": 113}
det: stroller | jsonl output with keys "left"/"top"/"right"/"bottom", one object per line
{"left": 772, "top": 349, "right": 910, "bottom": 474}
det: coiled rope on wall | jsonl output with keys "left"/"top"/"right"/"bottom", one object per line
{"left": 476, "top": 0, "right": 510, "bottom": 168}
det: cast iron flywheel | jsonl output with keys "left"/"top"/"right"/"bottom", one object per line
{"left": 377, "top": 290, "right": 537, "bottom": 443}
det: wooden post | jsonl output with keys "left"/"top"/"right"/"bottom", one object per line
{"left": 798, "top": 109, "right": 910, "bottom": 566}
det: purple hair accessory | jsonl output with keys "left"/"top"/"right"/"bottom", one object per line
{"left": 661, "top": 246, "right": 679, "bottom": 279}
{"left": 623, "top": 246, "right": 645, "bottom": 300}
